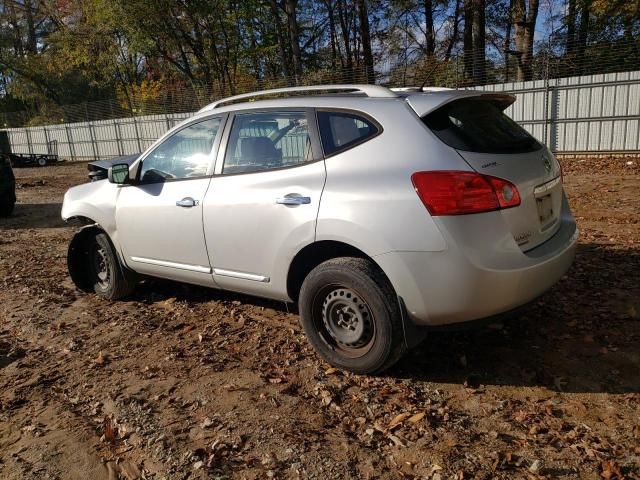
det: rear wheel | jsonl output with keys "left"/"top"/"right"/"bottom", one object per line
{"left": 68, "top": 230, "right": 136, "bottom": 299}
{"left": 298, "top": 257, "right": 406, "bottom": 374}
{"left": 37, "top": 157, "right": 47, "bottom": 167}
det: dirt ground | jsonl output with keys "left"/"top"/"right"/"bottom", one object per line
{"left": 0, "top": 157, "right": 639, "bottom": 480}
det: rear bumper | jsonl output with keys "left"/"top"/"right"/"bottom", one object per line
{"left": 375, "top": 195, "right": 578, "bottom": 326}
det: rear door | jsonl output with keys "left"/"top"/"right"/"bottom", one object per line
{"left": 418, "top": 95, "right": 563, "bottom": 251}
{"left": 202, "top": 108, "right": 325, "bottom": 299}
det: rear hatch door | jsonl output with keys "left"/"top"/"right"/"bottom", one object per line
{"left": 412, "top": 93, "right": 563, "bottom": 251}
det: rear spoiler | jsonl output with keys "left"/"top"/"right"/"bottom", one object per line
{"left": 405, "top": 91, "right": 516, "bottom": 118}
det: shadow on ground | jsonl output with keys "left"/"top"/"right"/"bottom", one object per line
{"left": 0, "top": 203, "right": 65, "bottom": 230}
{"left": 126, "top": 242, "right": 640, "bottom": 394}
{"left": 393, "top": 243, "right": 640, "bottom": 394}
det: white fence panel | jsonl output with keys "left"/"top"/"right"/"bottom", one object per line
{"left": 4, "top": 71, "right": 640, "bottom": 160}
{"left": 479, "top": 70, "right": 640, "bottom": 152}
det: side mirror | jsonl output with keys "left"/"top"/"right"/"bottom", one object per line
{"left": 108, "top": 163, "right": 130, "bottom": 184}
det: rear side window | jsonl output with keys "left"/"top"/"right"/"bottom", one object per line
{"left": 317, "top": 111, "right": 379, "bottom": 156}
{"left": 223, "top": 111, "right": 312, "bottom": 175}
{"left": 422, "top": 97, "right": 540, "bottom": 153}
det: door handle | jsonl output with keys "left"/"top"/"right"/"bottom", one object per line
{"left": 176, "top": 197, "right": 199, "bottom": 208}
{"left": 276, "top": 195, "right": 311, "bottom": 206}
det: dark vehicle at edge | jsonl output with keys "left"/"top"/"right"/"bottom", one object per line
{"left": 0, "top": 154, "right": 16, "bottom": 217}
{"left": 0, "top": 132, "right": 16, "bottom": 217}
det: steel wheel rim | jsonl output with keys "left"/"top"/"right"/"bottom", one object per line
{"left": 313, "top": 285, "right": 375, "bottom": 358}
{"left": 90, "top": 243, "right": 110, "bottom": 289}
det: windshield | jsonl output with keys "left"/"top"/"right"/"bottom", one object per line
{"left": 422, "top": 97, "right": 541, "bottom": 153}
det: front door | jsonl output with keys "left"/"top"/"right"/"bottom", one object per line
{"left": 116, "top": 116, "right": 224, "bottom": 286}
{"left": 202, "top": 109, "right": 325, "bottom": 299}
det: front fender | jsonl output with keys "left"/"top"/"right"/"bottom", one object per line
{"left": 61, "top": 181, "right": 120, "bottom": 246}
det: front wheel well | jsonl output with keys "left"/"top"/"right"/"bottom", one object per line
{"left": 67, "top": 225, "right": 105, "bottom": 292}
{"left": 65, "top": 215, "right": 97, "bottom": 226}
{"left": 287, "top": 241, "right": 389, "bottom": 302}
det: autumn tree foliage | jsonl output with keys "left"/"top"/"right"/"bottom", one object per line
{"left": 0, "top": 0, "right": 638, "bottom": 121}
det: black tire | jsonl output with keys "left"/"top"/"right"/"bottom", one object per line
{"left": 298, "top": 257, "right": 406, "bottom": 374}
{"left": 69, "top": 230, "right": 136, "bottom": 299}
{"left": 0, "top": 194, "right": 15, "bottom": 217}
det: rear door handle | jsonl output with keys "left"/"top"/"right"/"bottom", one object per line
{"left": 176, "top": 197, "right": 199, "bottom": 208}
{"left": 276, "top": 195, "right": 311, "bottom": 205}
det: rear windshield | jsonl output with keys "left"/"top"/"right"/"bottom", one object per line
{"left": 422, "top": 97, "right": 541, "bottom": 153}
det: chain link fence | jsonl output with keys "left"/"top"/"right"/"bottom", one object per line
{"left": 2, "top": 37, "right": 640, "bottom": 159}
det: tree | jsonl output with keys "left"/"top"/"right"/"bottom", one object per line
{"left": 463, "top": 0, "right": 474, "bottom": 79}
{"left": 444, "top": 0, "right": 461, "bottom": 60}
{"left": 472, "top": 0, "right": 486, "bottom": 83}
{"left": 512, "top": 0, "right": 539, "bottom": 81}
{"left": 356, "top": 0, "right": 374, "bottom": 82}
{"left": 424, "top": 0, "right": 435, "bottom": 57}
{"left": 1, "top": 0, "right": 637, "bottom": 126}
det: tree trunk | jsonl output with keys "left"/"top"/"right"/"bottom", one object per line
{"left": 23, "top": 0, "right": 38, "bottom": 54}
{"left": 504, "top": 0, "right": 514, "bottom": 81}
{"left": 425, "top": 0, "right": 435, "bottom": 57}
{"left": 325, "top": 0, "right": 338, "bottom": 68}
{"left": 284, "top": 0, "right": 303, "bottom": 82}
{"left": 576, "top": 0, "right": 591, "bottom": 74}
{"left": 513, "top": 0, "right": 539, "bottom": 81}
{"left": 356, "top": 0, "right": 374, "bottom": 83}
{"left": 463, "top": 0, "right": 474, "bottom": 79}
{"left": 248, "top": 26, "right": 261, "bottom": 80}
{"left": 268, "top": 0, "right": 292, "bottom": 82}
{"left": 472, "top": 0, "right": 486, "bottom": 84}
{"left": 336, "top": 0, "right": 353, "bottom": 81}
{"left": 566, "top": 0, "right": 577, "bottom": 56}
{"left": 445, "top": 0, "right": 461, "bottom": 60}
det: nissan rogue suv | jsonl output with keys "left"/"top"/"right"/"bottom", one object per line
{"left": 62, "top": 85, "right": 578, "bottom": 374}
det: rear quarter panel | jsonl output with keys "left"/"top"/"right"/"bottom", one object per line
{"left": 316, "top": 101, "right": 468, "bottom": 256}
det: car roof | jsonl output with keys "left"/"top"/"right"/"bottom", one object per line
{"left": 189, "top": 85, "right": 505, "bottom": 122}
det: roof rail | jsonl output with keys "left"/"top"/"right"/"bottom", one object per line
{"left": 198, "top": 84, "right": 398, "bottom": 112}
{"left": 390, "top": 86, "right": 453, "bottom": 93}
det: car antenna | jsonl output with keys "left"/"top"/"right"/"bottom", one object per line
{"left": 419, "top": 64, "right": 440, "bottom": 90}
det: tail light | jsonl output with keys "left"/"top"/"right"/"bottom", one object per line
{"left": 411, "top": 171, "right": 521, "bottom": 216}
{"left": 559, "top": 161, "right": 564, "bottom": 184}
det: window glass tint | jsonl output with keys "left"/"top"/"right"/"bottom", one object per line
{"left": 422, "top": 97, "right": 540, "bottom": 153}
{"left": 140, "top": 118, "right": 220, "bottom": 182}
{"left": 223, "top": 112, "right": 312, "bottom": 174}
{"left": 317, "top": 111, "right": 379, "bottom": 156}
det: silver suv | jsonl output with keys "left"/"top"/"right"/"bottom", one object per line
{"left": 62, "top": 85, "right": 578, "bottom": 374}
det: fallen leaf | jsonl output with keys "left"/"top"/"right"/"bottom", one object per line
{"left": 387, "top": 433, "right": 407, "bottom": 447}
{"left": 103, "top": 416, "right": 117, "bottom": 444}
{"left": 600, "top": 460, "right": 624, "bottom": 480}
{"left": 388, "top": 413, "right": 410, "bottom": 429}
{"left": 95, "top": 351, "right": 108, "bottom": 365}
{"left": 529, "top": 459, "right": 544, "bottom": 474}
{"left": 408, "top": 412, "right": 426, "bottom": 423}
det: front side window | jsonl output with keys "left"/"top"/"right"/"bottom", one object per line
{"left": 223, "top": 111, "right": 312, "bottom": 175}
{"left": 422, "top": 97, "right": 540, "bottom": 153}
{"left": 140, "top": 117, "right": 221, "bottom": 182}
{"left": 317, "top": 111, "right": 379, "bottom": 156}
